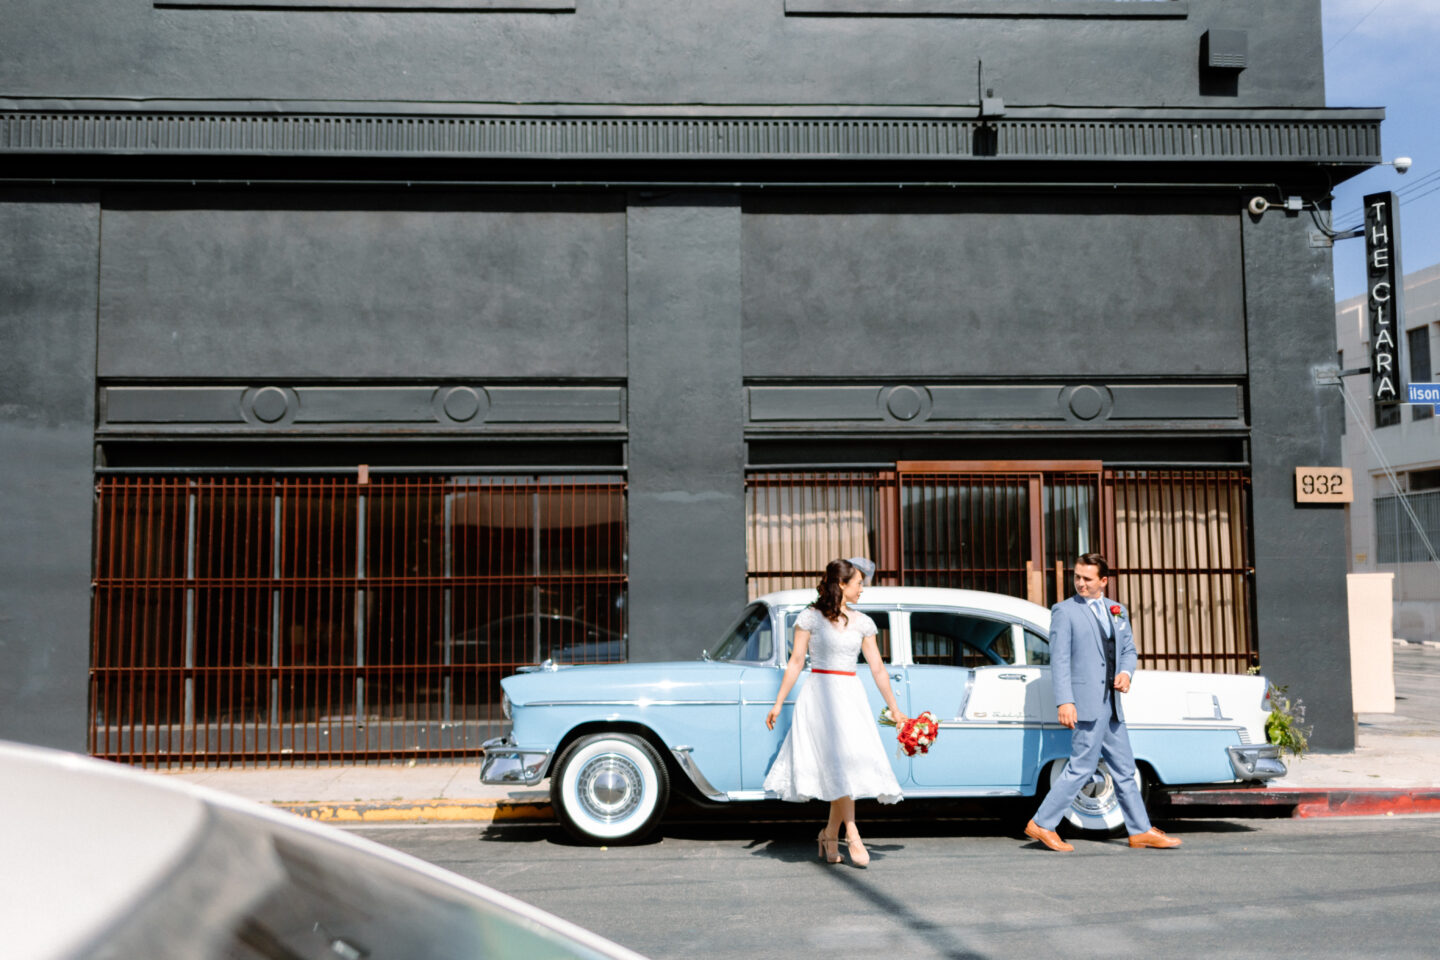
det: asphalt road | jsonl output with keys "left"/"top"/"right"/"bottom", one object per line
{"left": 355, "top": 813, "right": 1440, "bottom": 960}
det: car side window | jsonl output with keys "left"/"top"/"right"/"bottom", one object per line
{"left": 712, "top": 604, "right": 773, "bottom": 662}
{"left": 1024, "top": 629, "right": 1051, "bottom": 665}
{"left": 856, "top": 610, "right": 892, "bottom": 663}
{"left": 783, "top": 608, "right": 893, "bottom": 662}
{"left": 910, "top": 611, "right": 1011, "bottom": 667}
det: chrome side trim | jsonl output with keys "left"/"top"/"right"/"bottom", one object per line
{"left": 479, "top": 735, "right": 553, "bottom": 786}
{"left": 939, "top": 720, "right": 1035, "bottom": 729}
{"left": 735, "top": 786, "right": 1024, "bottom": 800}
{"left": 899, "top": 787, "right": 1025, "bottom": 798}
{"left": 957, "top": 669, "right": 976, "bottom": 718}
{"left": 937, "top": 721, "right": 1251, "bottom": 731}
{"left": 670, "top": 746, "right": 728, "bottom": 802}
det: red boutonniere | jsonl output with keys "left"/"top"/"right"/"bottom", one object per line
{"left": 1109, "top": 604, "right": 1126, "bottom": 623}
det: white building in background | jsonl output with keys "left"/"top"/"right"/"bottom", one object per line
{"left": 1338, "top": 262, "right": 1440, "bottom": 642}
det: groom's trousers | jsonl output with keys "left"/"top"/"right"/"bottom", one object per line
{"left": 1032, "top": 713, "right": 1152, "bottom": 835}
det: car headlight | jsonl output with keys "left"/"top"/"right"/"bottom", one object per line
{"left": 501, "top": 691, "right": 511, "bottom": 721}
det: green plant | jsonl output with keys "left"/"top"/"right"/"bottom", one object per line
{"left": 1264, "top": 682, "right": 1311, "bottom": 758}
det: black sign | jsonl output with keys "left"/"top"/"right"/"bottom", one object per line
{"left": 1364, "top": 191, "right": 1405, "bottom": 405}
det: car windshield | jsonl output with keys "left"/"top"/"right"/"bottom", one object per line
{"left": 710, "top": 604, "right": 774, "bottom": 662}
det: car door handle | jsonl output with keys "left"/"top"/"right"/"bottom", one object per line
{"left": 997, "top": 673, "right": 1031, "bottom": 682}
{"left": 890, "top": 673, "right": 904, "bottom": 682}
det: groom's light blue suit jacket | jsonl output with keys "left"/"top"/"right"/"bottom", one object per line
{"left": 1049, "top": 593, "right": 1138, "bottom": 723}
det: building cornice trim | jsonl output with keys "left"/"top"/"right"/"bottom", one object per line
{"left": 0, "top": 103, "right": 1382, "bottom": 164}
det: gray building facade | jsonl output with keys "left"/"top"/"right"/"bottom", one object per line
{"left": 2, "top": 0, "right": 1378, "bottom": 760}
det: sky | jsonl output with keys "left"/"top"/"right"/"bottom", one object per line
{"left": 1323, "top": 0, "right": 1440, "bottom": 301}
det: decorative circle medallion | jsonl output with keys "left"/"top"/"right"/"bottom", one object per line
{"left": 885, "top": 386, "right": 924, "bottom": 421}
{"left": 1067, "top": 385, "right": 1105, "bottom": 421}
{"left": 252, "top": 386, "right": 290, "bottom": 423}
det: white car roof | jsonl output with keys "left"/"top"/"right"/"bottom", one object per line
{"left": 755, "top": 586, "right": 1052, "bottom": 631}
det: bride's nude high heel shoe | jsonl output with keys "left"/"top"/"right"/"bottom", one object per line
{"left": 845, "top": 830, "right": 870, "bottom": 867}
{"left": 817, "top": 830, "right": 842, "bottom": 864}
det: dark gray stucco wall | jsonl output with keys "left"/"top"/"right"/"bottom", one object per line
{"left": 1242, "top": 207, "right": 1354, "bottom": 751}
{"left": 1, "top": 0, "right": 1324, "bottom": 108}
{"left": 743, "top": 194, "right": 1245, "bottom": 378}
{"left": 97, "top": 195, "right": 627, "bottom": 380}
{"left": 0, "top": 194, "right": 99, "bottom": 751}
{"left": 626, "top": 199, "right": 747, "bottom": 661}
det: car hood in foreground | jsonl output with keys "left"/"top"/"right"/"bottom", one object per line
{"left": 0, "top": 741, "right": 648, "bottom": 960}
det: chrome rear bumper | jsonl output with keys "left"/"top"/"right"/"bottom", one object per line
{"left": 480, "top": 735, "right": 553, "bottom": 786}
{"left": 1228, "top": 744, "right": 1287, "bottom": 781}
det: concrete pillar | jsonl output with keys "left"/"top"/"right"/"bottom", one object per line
{"left": 625, "top": 197, "right": 746, "bottom": 661}
{"left": 1243, "top": 206, "right": 1356, "bottom": 750}
{"left": 0, "top": 192, "right": 101, "bottom": 751}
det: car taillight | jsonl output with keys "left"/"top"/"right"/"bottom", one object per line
{"left": 502, "top": 692, "right": 512, "bottom": 720}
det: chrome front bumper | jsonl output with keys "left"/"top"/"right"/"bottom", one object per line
{"left": 480, "top": 735, "right": 553, "bottom": 786}
{"left": 1228, "top": 744, "right": 1287, "bottom": 781}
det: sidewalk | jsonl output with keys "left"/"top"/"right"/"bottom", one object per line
{"left": 163, "top": 643, "right": 1440, "bottom": 826}
{"left": 164, "top": 761, "right": 547, "bottom": 825}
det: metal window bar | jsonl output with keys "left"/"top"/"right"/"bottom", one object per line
{"left": 744, "top": 472, "right": 898, "bottom": 599}
{"left": 91, "top": 474, "right": 626, "bottom": 768}
{"left": 1376, "top": 490, "right": 1440, "bottom": 563}
{"left": 744, "top": 466, "right": 1255, "bottom": 675}
{"left": 1105, "top": 469, "right": 1254, "bottom": 673}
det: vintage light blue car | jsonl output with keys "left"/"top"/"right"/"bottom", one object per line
{"left": 482, "top": 587, "right": 1285, "bottom": 843}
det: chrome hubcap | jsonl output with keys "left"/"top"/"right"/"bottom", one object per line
{"left": 1056, "top": 762, "right": 1118, "bottom": 817}
{"left": 577, "top": 753, "right": 643, "bottom": 822}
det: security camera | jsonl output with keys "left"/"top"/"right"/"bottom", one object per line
{"left": 1393, "top": 156, "right": 1413, "bottom": 174}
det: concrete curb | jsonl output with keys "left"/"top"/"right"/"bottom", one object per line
{"left": 1165, "top": 786, "right": 1440, "bottom": 819}
{"left": 277, "top": 797, "right": 552, "bottom": 824}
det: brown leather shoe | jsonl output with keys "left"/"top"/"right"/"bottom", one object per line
{"left": 1128, "top": 828, "right": 1183, "bottom": 849}
{"left": 1024, "top": 819, "right": 1074, "bottom": 852}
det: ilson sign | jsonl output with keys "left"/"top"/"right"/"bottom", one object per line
{"left": 1365, "top": 191, "right": 1405, "bottom": 405}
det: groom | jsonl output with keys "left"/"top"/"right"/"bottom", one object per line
{"left": 1024, "top": 552, "right": 1181, "bottom": 851}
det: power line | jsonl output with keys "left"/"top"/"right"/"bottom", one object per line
{"left": 1336, "top": 379, "right": 1440, "bottom": 578}
{"left": 1326, "top": 0, "right": 1390, "bottom": 55}
{"left": 1395, "top": 180, "right": 1440, "bottom": 209}
{"left": 1336, "top": 170, "right": 1440, "bottom": 232}
{"left": 1397, "top": 169, "right": 1440, "bottom": 197}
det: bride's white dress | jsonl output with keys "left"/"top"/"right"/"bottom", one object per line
{"left": 763, "top": 606, "right": 903, "bottom": 804}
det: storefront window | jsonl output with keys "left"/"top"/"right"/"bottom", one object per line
{"left": 91, "top": 474, "right": 625, "bottom": 765}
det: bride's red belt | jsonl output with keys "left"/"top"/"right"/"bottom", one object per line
{"left": 810, "top": 669, "right": 856, "bottom": 676}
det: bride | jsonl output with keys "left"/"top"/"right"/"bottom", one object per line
{"left": 763, "top": 558, "right": 907, "bottom": 866}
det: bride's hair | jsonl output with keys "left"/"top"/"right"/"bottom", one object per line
{"left": 812, "top": 558, "right": 858, "bottom": 623}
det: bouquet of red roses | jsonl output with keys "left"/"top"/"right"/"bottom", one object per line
{"left": 879, "top": 706, "right": 940, "bottom": 757}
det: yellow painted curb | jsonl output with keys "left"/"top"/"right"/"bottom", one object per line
{"left": 276, "top": 800, "right": 553, "bottom": 824}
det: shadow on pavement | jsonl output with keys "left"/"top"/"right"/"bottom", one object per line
{"left": 474, "top": 797, "right": 1266, "bottom": 847}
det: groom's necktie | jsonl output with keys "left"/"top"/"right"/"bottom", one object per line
{"left": 1089, "top": 599, "right": 1112, "bottom": 638}
{"left": 1091, "top": 599, "right": 1119, "bottom": 717}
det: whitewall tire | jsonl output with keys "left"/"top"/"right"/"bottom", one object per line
{"left": 1046, "top": 757, "right": 1149, "bottom": 835}
{"left": 551, "top": 733, "right": 670, "bottom": 844}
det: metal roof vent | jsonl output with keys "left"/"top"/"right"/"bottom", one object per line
{"left": 1204, "top": 29, "right": 1248, "bottom": 71}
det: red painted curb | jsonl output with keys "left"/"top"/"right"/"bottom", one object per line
{"left": 1164, "top": 786, "right": 1440, "bottom": 818}
{"left": 1292, "top": 791, "right": 1440, "bottom": 819}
